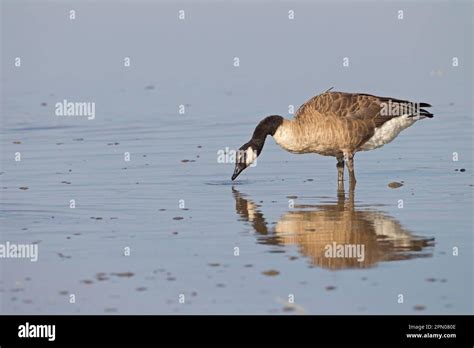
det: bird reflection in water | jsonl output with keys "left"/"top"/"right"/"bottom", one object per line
{"left": 232, "top": 186, "right": 434, "bottom": 270}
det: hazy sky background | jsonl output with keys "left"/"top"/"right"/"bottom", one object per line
{"left": 2, "top": 0, "right": 472, "bottom": 122}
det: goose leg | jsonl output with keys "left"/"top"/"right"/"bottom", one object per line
{"left": 344, "top": 152, "right": 357, "bottom": 188}
{"left": 336, "top": 154, "right": 344, "bottom": 182}
{"left": 336, "top": 154, "right": 345, "bottom": 191}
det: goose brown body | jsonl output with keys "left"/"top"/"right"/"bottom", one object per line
{"left": 274, "top": 92, "right": 431, "bottom": 156}
{"left": 232, "top": 91, "right": 433, "bottom": 185}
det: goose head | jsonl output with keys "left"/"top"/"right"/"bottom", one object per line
{"left": 232, "top": 142, "right": 259, "bottom": 180}
{"left": 231, "top": 115, "right": 284, "bottom": 181}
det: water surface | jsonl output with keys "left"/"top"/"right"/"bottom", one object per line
{"left": 1, "top": 0, "right": 472, "bottom": 314}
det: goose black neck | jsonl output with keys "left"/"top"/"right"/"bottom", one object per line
{"left": 250, "top": 115, "right": 284, "bottom": 154}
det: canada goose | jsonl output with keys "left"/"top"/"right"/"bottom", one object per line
{"left": 232, "top": 187, "right": 434, "bottom": 269}
{"left": 232, "top": 91, "right": 433, "bottom": 185}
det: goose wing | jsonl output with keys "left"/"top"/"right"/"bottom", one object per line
{"left": 295, "top": 91, "right": 432, "bottom": 127}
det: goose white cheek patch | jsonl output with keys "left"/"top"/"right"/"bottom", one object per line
{"left": 246, "top": 148, "right": 258, "bottom": 167}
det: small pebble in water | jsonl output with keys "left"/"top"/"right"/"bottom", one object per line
{"left": 96, "top": 273, "right": 109, "bottom": 281}
{"left": 262, "top": 270, "right": 280, "bottom": 276}
{"left": 413, "top": 305, "right": 426, "bottom": 311}
{"left": 388, "top": 182, "right": 403, "bottom": 189}
{"left": 111, "top": 272, "right": 134, "bottom": 278}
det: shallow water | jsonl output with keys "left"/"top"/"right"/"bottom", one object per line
{"left": 1, "top": 1, "right": 473, "bottom": 314}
